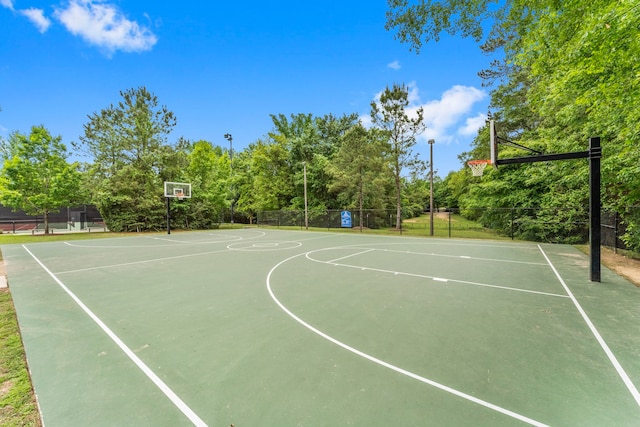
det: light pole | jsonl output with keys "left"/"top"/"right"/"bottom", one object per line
{"left": 428, "top": 139, "right": 435, "bottom": 236}
{"left": 224, "top": 133, "right": 234, "bottom": 224}
{"left": 303, "top": 162, "right": 308, "bottom": 230}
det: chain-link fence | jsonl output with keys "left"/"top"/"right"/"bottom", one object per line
{"left": 0, "top": 205, "right": 105, "bottom": 233}
{"left": 601, "top": 206, "right": 640, "bottom": 253}
{"left": 257, "top": 209, "right": 400, "bottom": 230}
{"left": 4, "top": 202, "right": 633, "bottom": 250}
{"left": 255, "top": 207, "right": 638, "bottom": 251}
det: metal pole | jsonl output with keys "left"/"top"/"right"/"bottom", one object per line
{"left": 589, "top": 137, "right": 602, "bottom": 282}
{"left": 224, "top": 133, "right": 234, "bottom": 224}
{"left": 303, "top": 162, "right": 308, "bottom": 230}
{"left": 511, "top": 207, "right": 515, "bottom": 240}
{"left": 166, "top": 197, "right": 171, "bottom": 235}
{"left": 614, "top": 211, "right": 619, "bottom": 254}
{"left": 428, "top": 139, "right": 435, "bottom": 236}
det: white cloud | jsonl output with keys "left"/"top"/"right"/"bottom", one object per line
{"left": 359, "top": 114, "right": 372, "bottom": 129}
{"left": 458, "top": 113, "right": 487, "bottom": 136}
{"left": 387, "top": 60, "right": 401, "bottom": 70}
{"left": 405, "top": 81, "right": 421, "bottom": 104}
{"left": 54, "top": 0, "right": 157, "bottom": 54}
{"left": 20, "top": 8, "right": 52, "bottom": 33}
{"left": 0, "top": 0, "right": 14, "bottom": 10}
{"left": 419, "top": 85, "right": 486, "bottom": 142}
{"left": 363, "top": 83, "right": 487, "bottom": 144}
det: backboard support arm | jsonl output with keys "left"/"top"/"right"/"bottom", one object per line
{"left": 494, "top": 138, "right": 602, "bottom": 282}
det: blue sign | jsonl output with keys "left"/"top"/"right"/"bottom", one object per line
{"left": 341, "top": 210, "right": 352, "bottom": 228}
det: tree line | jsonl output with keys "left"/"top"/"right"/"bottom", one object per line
{"left": 387, "top": 0, "right": 640, "bottom": 251}
{"left": 2, "top": 0, "right": 637, "bottom": 251}
{"left": 0, "top": 84, "right": 442, "bottom": 233}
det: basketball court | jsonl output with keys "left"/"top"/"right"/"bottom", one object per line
{"left": 3, "top": 229, "right": 640, "bottom": 426}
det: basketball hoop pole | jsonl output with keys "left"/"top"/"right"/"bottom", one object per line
{"left": 428, "top": 139, "right": 435, "bottom": 236}
{"left": 166, "top": 197, "right": 171, "bottom": 235}
{"left": 494, "top": 137, "right": 602, "bottom": 282}
{"left": 589, "top": 137, "right": 601, "bottom": 282}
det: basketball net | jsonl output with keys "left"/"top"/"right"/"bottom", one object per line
{"left": 176, "top": 192, "right": 185, "bottom": 200}
{"left": 467, "top": 160, "right": 491, "bottom": 177}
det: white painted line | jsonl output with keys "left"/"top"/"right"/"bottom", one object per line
{"left": 62, "top": 230, "right": 265, "bottom": 249}
{"left": 378, "top": 247, "right": 546, "bottom": 266}
{"left": 538, "top": 245, "right": 640, "bottom": 408}
{"left": 326, "top": 248, "right": 374, "bottom": 264}
{"left": 267, "top": 231, "right": 340, "bottom": 243}
{"left": 433, "top": 277, "right": 448, "bottom": 282}
{"left": 55, "top": 248, "right": 229, "bottom": 275}
{"left": 22, "top": 245, "right": 208, "bottom": 427}
{"left": 267, "top": 252, "right": 548, "bottom": 427}
{"left": 326, "top": 262, "right": 568, "bottom": 298}
{"left": 147, "top": 236, "right": 191, "bottom": 243}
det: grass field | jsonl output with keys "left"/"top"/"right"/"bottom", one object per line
{"left": 250, "top": 212, "right": 510, "bottom": 240}
{"left": 0, "top": 289, "right": 41, "bottom": 426}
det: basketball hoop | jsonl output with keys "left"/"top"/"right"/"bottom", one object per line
{"left": 467, "top": 159, "right": 492, "bottom": 177}
{"left": 176, "top": 192, "right": 185, "bottom": 200}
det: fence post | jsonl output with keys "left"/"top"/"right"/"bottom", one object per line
{"left": 511, "top": 207, "right": 515, "bottom": 240}
{"left": 614, "top": 211, "right": 619, "bottom": 254}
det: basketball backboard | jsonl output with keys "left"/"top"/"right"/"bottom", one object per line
{"left": 164, "top": 182, "right": 192, "bottom": 199}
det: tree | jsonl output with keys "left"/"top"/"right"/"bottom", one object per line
{"left": 183, "top": 140, "right": 229, "bottom": 227}
{"left": 231, "top": 148, "right": 257, "bottom": 223}
{"left": 76, "top": 87, "right": 177, "bottom": 231}
{"left": 370, "top": 83, "right": 426, "bottom": 229}
{"left": 386, "top": 0, "right": 482, "bottom": 52}
{"left": 387, "top": 1, "right": 640, "bottom": 247}
{"left": 267, "top": 113, "right": 355, "bottom": 211}
{"left": 247, "top": 138, "right": 295, "bottom": 211}
{"left": 0, "top": 126, "right": 82, "bottom": 234}
{"left": 312, "top": 113, "right": 360, "bottom": 209}
{"left": 328, "top": 124, "right": 391, "bottom": 228}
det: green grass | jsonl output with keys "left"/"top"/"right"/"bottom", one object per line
{"left": 0, "top": 223, "right": 255, "bottom": 245}
{"left": 263, "top": 213, "right": 513, "bottom": 240}
{"left": 0, "top": 289, "right": 41, "bottom": 426}
{"left": 0, "top": 231, "right": 134, "bottom": 245}
{"left": 401, "top": 213, "right": 510, "bottom": 239}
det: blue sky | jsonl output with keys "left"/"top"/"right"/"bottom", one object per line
{"left": 1, "top": 0, "right": 492, "bottom": 175}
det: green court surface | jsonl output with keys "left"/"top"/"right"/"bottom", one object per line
{"left": 3, "top": 229, "right": 640, "bottom": 426}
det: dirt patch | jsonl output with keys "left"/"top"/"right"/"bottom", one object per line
{"left": 0, "top": 379, "right": 14, "bottom": 399}
{"left": 600, "top": 247, "right": 640, "bottom": 287}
